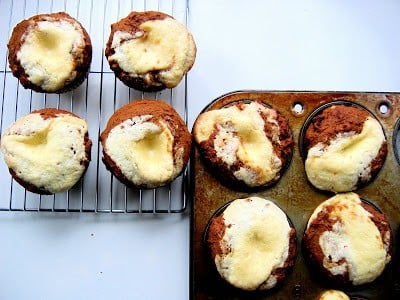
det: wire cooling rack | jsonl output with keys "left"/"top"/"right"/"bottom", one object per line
{"left": 0, "top": 0, "right": 190, "bottom": 213}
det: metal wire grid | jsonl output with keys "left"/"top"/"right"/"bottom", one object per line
{"left": 0, "top": 0, "right": 190, "bottom": 213}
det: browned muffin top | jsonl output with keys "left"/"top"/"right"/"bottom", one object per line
{"left": 304, "top": 105, "right": 369, "bottom": 150}
{"left": 100, "top": 99, "right": 191, "bottom": 188}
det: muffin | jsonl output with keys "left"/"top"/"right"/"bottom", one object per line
{"left": 205, "top": 197, "right": 297, "bottom": 291}
{"left": 193, "top": 100, "right": 293, "bottom": 190}
{"left": 303, "top": 104, "right": 387, "bottom": 193}
{"left": 100, "top": 99, "right": 191, "bottom": 188}
{"left": 105, "top": 11, "right": 196, "bottom": 92}
{"left": 318, "top": 290, "right": 350, "bottom": 300}
{"left": 303, "top": 192, "right": 392, "bottom": 286}
{"left": 0, "top": 108, "right": 92, "bottom": 194}
{"left": 7, "top": 12, "right": 92, "bottom": 93}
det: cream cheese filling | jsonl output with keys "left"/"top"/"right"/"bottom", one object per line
{"left": 305, "top": 117, "right": 385, "bottom": 192}
{"left": 215, "top": 197, "right": 291, "bottom": 290}
{"left": 307, "top": 193, "right": 389, "bottom": 285}
{"left": 194, "top": 102, "right": 282, "bottom": 186}
{"left": 1, "top": 113, "right": 88, "bottom": 193}
{"left": 109, "top": 18, "right": 196, "bottom": 87}
{"left": 319, "top": 290, "right": 350, "bottom": 300}
{"left": 17, "top": 20, "right": 85, "bottom": 92}
{"left": 104, "top": 115, "right": 178, "bottom": 187}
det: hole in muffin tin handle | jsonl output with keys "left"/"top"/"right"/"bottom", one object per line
{"left": 291, "top": 102, "right": 305, "bottom": 115}
{"left": 377, "top": 101, "right": 392, "bottom": 117}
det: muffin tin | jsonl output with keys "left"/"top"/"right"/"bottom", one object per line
{"left": 190, "top": 90, "right": 400, "bottom": 299}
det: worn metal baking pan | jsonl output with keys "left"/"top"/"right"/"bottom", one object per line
{"left": 190, "top": 90, "right": 400, "bottom": 300}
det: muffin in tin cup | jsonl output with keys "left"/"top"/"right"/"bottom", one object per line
{"left": 204, "top": 196, "right": 297, "bottom": 292}
{"left": 299, "top": 101, "right": 387, "bottom": 193}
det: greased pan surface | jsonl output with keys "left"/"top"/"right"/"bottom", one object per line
{"left": 191, "top": 91, "right": 400, "bottom": 300}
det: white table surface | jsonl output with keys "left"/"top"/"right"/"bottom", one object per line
{"left": 0, "top": 1, "right": 399, "bottom": 299}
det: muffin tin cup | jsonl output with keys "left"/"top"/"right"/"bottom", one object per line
{"left": 191, "top": 90, "right": 400, "bottom": 300}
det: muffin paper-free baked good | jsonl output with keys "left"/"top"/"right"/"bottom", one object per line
{"left": 100, "top": 99, "right": 191, "bottom": 189}
{"left": 105, "top": 11, "right": 196, "bottom": 92}
{"left": 8, "top": 12, "right": 92, "bottom": 93}
{"left": 0, "top": 108, "right": 92, "bottom": 194}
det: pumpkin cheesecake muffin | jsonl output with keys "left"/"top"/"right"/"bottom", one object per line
{"left": 193, "top": 100, "right": 293, "bottom": 190}
{"left": 7, "top": 12, "right": 92, "bottom": 93}
{"left": 303, "top": 104, "right": 387, "bottom": 193}
{"left": 205, "top": 197, "right": 297, "bottom": 291}
{"left": 105, "top": 11, "right": 196, "bottom": 92}
{"left": 100, "top": 99, "right": 191, "bottom": 189}
{"left": 0, "top": 108, "right": 92, "bottom": 194}
{"left": 303, "top": 192, "right": 392, "bottom": 286}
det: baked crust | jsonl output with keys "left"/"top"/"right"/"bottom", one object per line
{"left": 304, "top": 105, "right": 368, "bottom": 150}
{"left": 105, "top": 11, "right": 196, "bottom": 92}
{"left": 7, "top": 12, "right": 92, "bottom": 93}
{"left": 100, "top": 99, "right": 191, "bottom": 188}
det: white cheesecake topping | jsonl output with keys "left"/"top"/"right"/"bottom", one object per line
{"left": 1, "top": 112, "right": 89, "bottom": 193}
{"left": 305, "top": 116, "right": 385, "bottom": 192}
{"left": 108, "top": 17, "right": 196, "bottom": 88}
{"left": 194, "top": 102, "right": 283, "bottom": 187}
{"left": 104, "top": 115, "right": 183, "bottom": 187}
{"left": 215, "top": 197, "right": 292, "bottom": 290}
{"left": 307, "top": 193, "right": 390, "bottom": 285}
{"left": 18, "top": 19, "right": 86, "bottom": 91}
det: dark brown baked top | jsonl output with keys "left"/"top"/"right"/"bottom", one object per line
{"left": 304, "top": 105, "right": 369, "bottom": 150}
